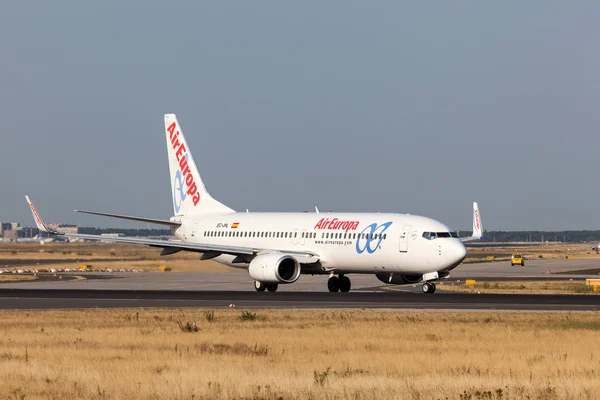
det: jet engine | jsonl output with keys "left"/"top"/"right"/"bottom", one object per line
{"left": 376, "top": 273, "right": 423, "bottom": 285}
{"left": 248, "top": 253, "right": 301, "bottom": 284}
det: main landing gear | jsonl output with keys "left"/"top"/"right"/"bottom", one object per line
{"left": 422, "top": 281, "right": 436, "bottom": 294}
{"left": 328, "top": 275, "right": 351, "bottom": 292}
{"left": 254, "top": 281, "right": 278, "bottom": 292}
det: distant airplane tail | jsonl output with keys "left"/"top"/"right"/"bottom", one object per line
{"left": 164, "top": 114, "right": 234, "bottom": 216}
{"left": 472, "top": 202, "right": 482, "bottom": 239}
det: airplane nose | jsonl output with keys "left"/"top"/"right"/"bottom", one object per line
{"left": 452, "top": 241, "right": 467, "bottom": 264}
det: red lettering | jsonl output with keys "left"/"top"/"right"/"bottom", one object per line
{"left": 327, "top": 218, "right": 338, "bottom": 229}
{"left": 167, "top": 123, "right": 176, "bottom": 140}
{"left": 187, "top": 182, "right": 197, "bottom": 196}
{"left": 314, "top": 218, "right": 325, "bottom": 229}
{"left": 185, "top": 173, "right": 193, "bottom": 187}
{"left": 176, "top": 144, "right": 186, "bottom": 162}
{"left": 192, "top": 193, "right": 200, "bottom": 206}
{"left": 178, "top": 154, "right": 188, "bottom": 170}
{"left": 181, "top": 165, "right": 191, "bottom": 177}
{"left": 352, "top": 222, "right": 359, "bottom": 230}
{"left": 341, "top": 221, "right": 349, "bottom": 231}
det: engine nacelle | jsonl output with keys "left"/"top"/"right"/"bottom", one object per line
{"left": 376, "top": 273, "right": 423, "bottom": 285}
{"left": 248, "top": 253, "right": 301, "bottom": 284}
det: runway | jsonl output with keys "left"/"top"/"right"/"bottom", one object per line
{"left": 0, "top": 258, "right": 598, "bottom": 311}
{"left": 0, "top": 288, "right": 598, "bottom": 311}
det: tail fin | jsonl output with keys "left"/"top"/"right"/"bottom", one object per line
{"left": 164, "top": 114, "right": 234, "bottom": 215}
{"left": 472, "top": 202, "right": 482, "bottom": 239}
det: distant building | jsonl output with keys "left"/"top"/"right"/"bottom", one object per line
{"left": 2, "top": 229, "right": 20, "bottom": 240}
{"left": 0, "top": 222, "right": 20, "bottom": 239}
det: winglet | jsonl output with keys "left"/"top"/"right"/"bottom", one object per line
{"left": 25, "top": 196, "right": 57, "bottom": 234}
{"left": 472, "top": 202, "right": 482, "bottom": 239}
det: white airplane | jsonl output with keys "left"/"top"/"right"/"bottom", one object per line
{"left": 26, "top": 114, "right": 482, "bottom": 294}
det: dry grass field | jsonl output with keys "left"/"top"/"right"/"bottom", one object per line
{"left": 1, "top": 309, "right": 599, "bottom": 399}
{"left": 439, "top": 280, "right": 598, "bottom": 295}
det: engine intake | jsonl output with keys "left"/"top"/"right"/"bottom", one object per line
{"left": 248, "top": 253, "right": 301, "bottom": 284}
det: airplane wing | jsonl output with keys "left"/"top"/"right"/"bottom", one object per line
{"left": 26, "top": 196, "right": 319, "bottom": 261}
{"left": 460, "top": 201, "right": 483, "bottom": 243}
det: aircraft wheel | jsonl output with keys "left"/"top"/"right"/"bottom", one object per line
{"left": 422, "top": 282, "right": 434, "bottom": 294}
{"left": 339, "top": 276, "right": 351, "bottom": 292}
{"left": 429, "top": 282, "right": 436, "bottom": 294}
{"left": 254, "top": 281, "right": 266, "bottom": 292}
{"left": 266, "top": 283, "right": 278, "bottom": 292}
{"left": 327, "top": 276, "right": 340, "bottom": 292}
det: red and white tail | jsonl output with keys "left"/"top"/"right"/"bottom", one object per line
{"left": 472, "top": 202, "right": 482, "bottom": 239}
{"left": 25, "top": 196, "right": 56, "bottom": 234}
{"left": 164, "top": 114, "right": 234, "bottom": 216}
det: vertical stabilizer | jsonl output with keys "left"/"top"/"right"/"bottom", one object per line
{"left": 164, "top": 114, "right": 234, "bottom": 216}
{"left": 472, "top": 202, "right": 482, "bottom": 239}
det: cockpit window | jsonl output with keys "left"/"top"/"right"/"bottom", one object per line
{"left": 423, "top": 231, "right": 456, "bottom": 240}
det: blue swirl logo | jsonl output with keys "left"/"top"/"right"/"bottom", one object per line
{"left": 355, "top": 221, "right": 393, "bottom": 254}
{"left": 173, "top": 170, "right": 187, "bottom": 214}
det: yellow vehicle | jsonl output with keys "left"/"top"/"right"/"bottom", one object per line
{"left": 510, "top": 253, "right": 524, "bottom": 266}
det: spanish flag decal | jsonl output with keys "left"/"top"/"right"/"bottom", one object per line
{"left": 231, "top": 222, "right": 240, "bottom": 229}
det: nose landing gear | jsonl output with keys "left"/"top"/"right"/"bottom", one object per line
{"left": 422, "top": 282, "right": 436, "bottom": 294}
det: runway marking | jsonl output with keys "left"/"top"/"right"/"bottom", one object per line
{"left": 379, "top": 285, "right": 415, "bottom": 293}
{"left": 151, "top": 280, "right": 255, "bottom": 290}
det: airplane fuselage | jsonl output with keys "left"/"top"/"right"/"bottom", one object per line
{"left": 173, "top": 212, "right": 467, "bottom": 275}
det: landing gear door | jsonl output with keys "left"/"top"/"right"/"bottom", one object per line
{"left": 399, "top": 225, "right": 411, "bottom": 252}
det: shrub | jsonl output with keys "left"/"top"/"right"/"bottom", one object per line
{"left": 238, "top": 311, "right": 258, "bottom": 321}
{"left": 313, "top": 367, "right": 331, "bottom": 387}
{"left": 177, "top": 320, "right": 199, "bottom": 332}
{"left": 204, "top": 310, "right": 216, "bottom": 323}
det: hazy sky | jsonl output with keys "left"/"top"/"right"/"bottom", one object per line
{"left": 2, "top": 1, "right": 599, "bottom": 230}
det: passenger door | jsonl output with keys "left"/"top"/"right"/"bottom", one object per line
{"left": 399, "top": 225, "right": 411, "bottom": 252}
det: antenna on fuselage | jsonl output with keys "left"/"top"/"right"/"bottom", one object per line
{"left": 246, "top": 209, "right": 249, "bottom": 213}
{"left": 315, "top": 206, "right": 319, "bottom": 214}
